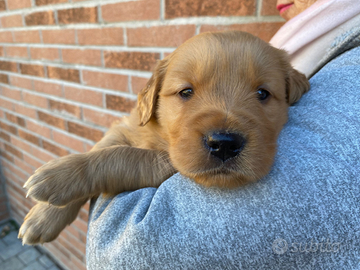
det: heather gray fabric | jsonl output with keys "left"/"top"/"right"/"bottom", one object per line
{"left": 87, "top": 38, "right": 360, "bottom": 269}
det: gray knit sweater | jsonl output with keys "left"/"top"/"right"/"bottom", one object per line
{"left": 87, "top": 29, "right": 360, "bottom": 269}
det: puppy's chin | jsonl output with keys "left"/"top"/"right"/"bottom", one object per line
{"left": 182, "top": 165, "right": 270, "bottom": 189}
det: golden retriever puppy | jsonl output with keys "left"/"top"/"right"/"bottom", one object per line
{"left": 19, "top": 31, "right": 309, "bottom": 245}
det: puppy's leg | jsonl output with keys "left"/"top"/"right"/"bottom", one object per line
{"left": 24, "top": 146, "right": 175, "bottom": 206}
{"left": 20, "top": 122, "right": 174, "bottom": 245}
{"left": 18, "top": 199, "right": 86, "bottom": 245}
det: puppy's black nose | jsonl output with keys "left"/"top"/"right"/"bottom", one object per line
{"left": 204, "top": 132, "right": 246, "bottom": 162}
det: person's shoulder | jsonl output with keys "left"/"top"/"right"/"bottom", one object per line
{"left": 311, "top": 46, "right": 360, "bottom": 85}
{"left": 310, "top": 25, "right": 360, "bottom": 78}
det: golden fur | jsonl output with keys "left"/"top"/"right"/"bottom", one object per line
{"left": 19, "top": 31, "right": 309, "bottom": 245}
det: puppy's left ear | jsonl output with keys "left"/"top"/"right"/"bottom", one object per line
{"left": 137, "top": 58, "right": 169, "bottom": 126}
{"left": 286, "top": 67, "right": 310, "bottom": 105}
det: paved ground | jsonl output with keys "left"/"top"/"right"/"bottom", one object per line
{"left": 0, "top": 220, "right": 63, "bottom": 270}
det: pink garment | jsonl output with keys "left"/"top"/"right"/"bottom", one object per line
{"left": 270, "top": 0, "right": 360, "bottom": 55}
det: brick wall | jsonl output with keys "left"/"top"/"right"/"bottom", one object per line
{"left": 0, "top": 0, "right": 284, "bottom": 269}
{"left": 0, "top": 164, "right": 10, "bottom": 222}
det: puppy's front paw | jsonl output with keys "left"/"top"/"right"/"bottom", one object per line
{"left": 24, "top": 154, "right": 89, "bottom": 206}
{"left": 18, "top": 203, "right": 68, "bottom": 245}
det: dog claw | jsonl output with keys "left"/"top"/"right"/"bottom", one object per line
{"left": 23, "top": 175, "right": 36, "bottom": 190}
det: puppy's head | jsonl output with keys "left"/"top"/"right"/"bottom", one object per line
{"left": 138, "top": 31, "right": 309, "bottom": 188}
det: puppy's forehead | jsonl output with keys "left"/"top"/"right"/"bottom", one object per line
{"left": 165, "top": 31, "right": 287, "bottom": 87}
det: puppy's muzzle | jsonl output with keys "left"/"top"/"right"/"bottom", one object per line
{"left": 204, "top": 131, "right": 246, "bottom": 162}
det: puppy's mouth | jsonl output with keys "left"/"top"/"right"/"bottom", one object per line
{"left": 182, "top": 157, "right": 256, "bottom": 188}
{"left": 189, "top": 161, "right": 239, "bottom": 176}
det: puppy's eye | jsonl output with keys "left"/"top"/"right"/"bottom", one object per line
{"left": 257, "top": 88, "right": 271, "bottom": 102}
{"left": 178, "top": 88, "right": 193, "bottom": 99}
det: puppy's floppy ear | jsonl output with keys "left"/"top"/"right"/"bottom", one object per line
{"left": 286, "top": 67, "right": 310, "bottom": 105}
{"left": 137, "top": 58, "right": 169, "bottom": 126}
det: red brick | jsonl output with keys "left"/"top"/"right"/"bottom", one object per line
{"left": 6, "top": 46, "right": 28, "bottom": 58}
{"left": 83, "top": 108, "right": 121, "bottom": 128}
{"left": 42, "top": 29, "right": 76, "bottom": 44}
{"left": 14, "top": 104, "right": 37, "bottom": 119}
{"left": 62, "top": 49, "right": 102, "bottom": 66}
{"left": 42, "top": 140, "right": 69, "bottom": 157}
{"left": 78, "top": 208, "right": 88, "bottom": 223}
{"left": 4, "top": 143, "right": 23, "bottom": 159}
{"left": 77, "top": 28, "right": 124, "bottom": 46}
{"left": 102, "top": 0, "right": 160, "bottom": 22}
{"left": 0, "top": 131, "right": 10, "bottom": 142}
{"left": 46, "top": 244, "right": 72, "bottom": 269}
{"left": 0, "top": 74, "right": 9, "bottom": 84}
{"left": 0, "top": 61, "right": 17, "bottom": 72}
{"left": 0, "top": 47, "right": 3, "bottom": 56}
{"left": 0, "top": 149, "right": 14, "bottom": 162}
{"left": 25, "top": 11, "right": 55, "bottom": 26}
{"left": 82, "top": 201, "right": 89, "bottom": 212}
{"left": 18, "top": 129, "right": 40, "bottom": 146}
{"left": 0, "top": 97, "right": 14, "bottom": 110}
{"left": 165, "top": 0, "right": 255, "bottom": 18}
{"left": 58, "top": 7, "right": 98, "bottom": 24}
{"left": 67, "top": 122, "right": 103, "bottom": 142}
{"left": 0, "top": 32, "right": 13, "bottom": 43}
{"left": 0, "top": 203, "right": 8, "bottom": 213}
{"left": 57, "top": 235, "right": 84, "bottom": 262}
{"left": 63, "top": 230, "right": 86, "bottom": 254}
{"left": 7, "top": 190, "right": 28, "bottom": 212}
{"left": 0, "top": 212, "right": 10, "bottom": 222}
{"left": 71, "top": 253, "right": 87, "bottom": 270}
{"left": 83, "top": 141, "right": 98, "bottom": 154}
{"left": 67, "top": 224, "right": 87, "bottom": 244}
{"left": 14, "top": 156, "right": 34, "bottom": 174}
{"left": 20, "top": 63, "right": 45, "bottom": 77}
{"left": 82, "top": 70, "right": 128, "bottom": 92}
{"left": 1, "top": 14, "right": 23, "bottom": 28}
{"left": 106, "top": 94, "right": 136, "bottom": 113}
{"left": 7, "top": 0, "right": 32, "bottom": 10}
{"left": 1, "top": 86, "right": 22, "bottom": 100}
{"left": 23, "top": 92, "right": 48, "bottom": 108}
{"left": 30, "top": 47, "right": 59, "bottom": 61}
{"left": 53, "top": 130, "right": 84, "bottom": 152}
{"left": 23, "top": 153, "right": 43, "bottom": 169}
{"left": 128, "top": 25, "right": 195, "bottom": 47}
{"left": 49, "top": 242, "right": 71, "bottom": 260}
{"left": 26, "top": 120, "right": 51, "bottom": 138}
{"left": 0, "top": 203, "right": 7, "bottom": 213}
{"left": 200, "top": 22, "right": 285, "bottom": 42}
{"left": 47, "top": 66, "right": 80, "bottom": 83}
{"left": 31, "top": 145, "right": 56, "bottom": 162}
{"left": 104, "top": 51, "right": 159, "bottom": 71}
{"left": 262, "top": 0, "right": 279, "bottom": 15}
{"left": 7, "top": 179, "right": 28, "bottom": 197}
{"left": 33, "top": 80, "right": 62, "bottom": 96}
{"left": 5, "top": 112, "right": 25, "bottom": 127}
{"left": 14, "top": 31, "right": 41, "bottom": 43}
{"left": 49, "top": 99, "right": 81, "bottom": 119}
{"left": 38, "top": 111, "right": 66, "bottom": 129}
{"left": 64, "top": 86, "right": 103, "bottom": 107}
{"left": 72, "top": 218, "right": 87, "bottom": 233}
{"left": 0, "top": 0, "right": 6, "bottom": 11}
{"left": 35, "top": 0, "right": 67, "bottom": 5}
{"left": 10, "top": 75, "right": 33, "bottom": 89}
